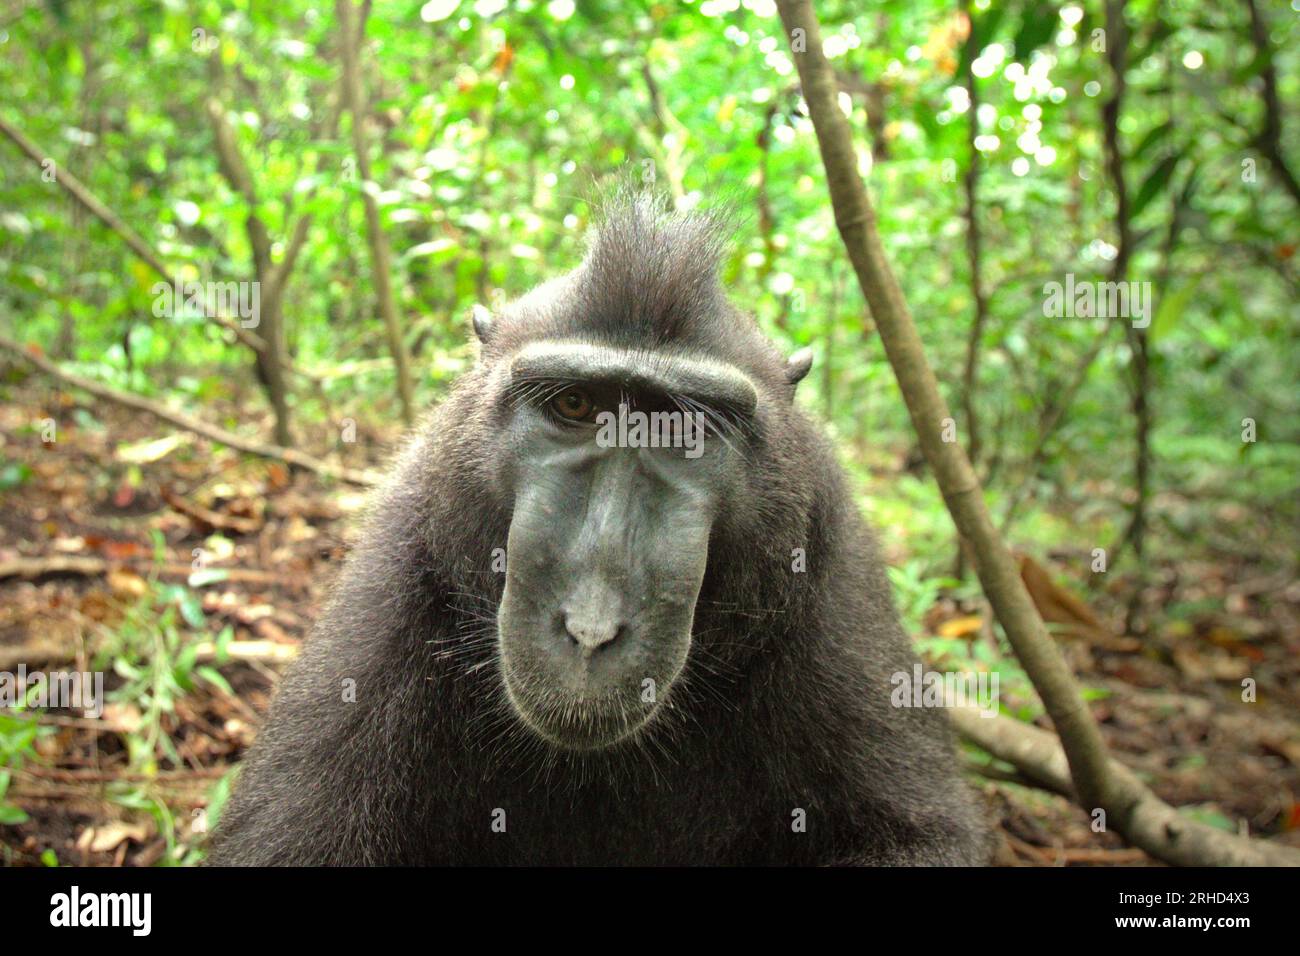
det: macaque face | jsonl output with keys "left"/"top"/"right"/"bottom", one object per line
{"left": 491, "top": 342, "right": 759, "bottom": 750}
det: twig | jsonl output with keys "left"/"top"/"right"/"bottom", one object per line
{"left": 193, "top": 640, "right": 300, "bottom": 664}
{"left": 21, "top": 766, "right": 229, "bottom": 783}
{"left": 0, "top": 555, "right": 310, "bottom": 586}
{"left": 0, "top": 335, "right": 381, "bottom": 486}
{"left": 0, "top": 556, "right": 107, "bottom": 579}
{"left": 160, "top": 485, "right": 263, "bottom": 535}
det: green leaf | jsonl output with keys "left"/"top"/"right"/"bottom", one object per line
{"left": 1151, "top": 279, "right": 1198, "bottom": 343}
{"left": 177, "top": 591, "right": 206, "bottom": 629}
{"left": 1131, "top": 154, "right": 1180, "bottom": 219}
{"left": 198, "top": 666, "right": 234, "bottom": 696}
{"left": 1131, "top": 121, "right": 1173, "bottom": 162}
{"left": 187, "top": 568, "right": 230, "bottom": 588}
{"left": 0, "top": 462, "right": 31, "bottom": 490}
{"left": 1012, "top": 4, "right": 1059, "bottom": 59}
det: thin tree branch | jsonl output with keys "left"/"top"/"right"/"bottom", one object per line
{"left": 205, "top": 98, "right": 274, "bottom": 279}
{"left": 998, "top": 323, "right": 1114, "bottom": 534}
{"left": 1102, "top": 0, "right": 1152, "bottom": 574}
{"left": 959, "top": 0, "right": 990, "bottom": 471}
{"left": 639, "top": 58, "right": 688, "bottom": 202}
{"left": 0, "top": 336, "right": 379, "bottom": 487}
{"left": 268, "top": 209, "right": 316, "bottom": 303}
{"left": 1244, "top": 0, "right": 1300, "bottom": 208}
{"left": 336, "top": 0, "right": 416, "bottom": 425}
{"left": 0, "top": 113, "right": 269, "bottom": 355}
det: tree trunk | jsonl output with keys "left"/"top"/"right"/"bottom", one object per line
{"left": 336, "top": 0, "right": 416, "bottom": 426}
{"left": 959, "top": 0, "right": 989, "bottom": 472}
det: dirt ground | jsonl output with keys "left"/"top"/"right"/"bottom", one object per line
{"left": 1, "top": 378, "right": 1297, "bottom": 866}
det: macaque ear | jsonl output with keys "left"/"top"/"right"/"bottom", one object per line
{"left": 470, "top": 303, "right": 495, "bottom": 344}
{"left": 785, "top": 347, "right": 814, "bottom": 387}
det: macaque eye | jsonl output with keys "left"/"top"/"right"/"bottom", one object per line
{"left": 550, "top": 388, "right": 594, "bottom": 421}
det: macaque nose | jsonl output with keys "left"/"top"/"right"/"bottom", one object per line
{"left": 562, "top": 575, "right": 626, "bottom": 651}
{"left": 563, "top": 611, "right": 624, "bottom": 651}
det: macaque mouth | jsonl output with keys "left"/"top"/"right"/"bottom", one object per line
{"left": 500, "top": 661, "right": 662, "bottom": 751}
{"left": 495, "top": 583, "right": 694, "bottom": 751}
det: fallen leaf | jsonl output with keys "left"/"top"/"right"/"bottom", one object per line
{"left": 78, "top": 591, "right": 112, "bottom": 621}
{"left": 116, "top": 433, "right": 187, "bottom": 464}
{"left": 1018, "top": 553, "right": 1133, "bottom": 648}
{"left": 86, "top": 536, "right": 149, "bottom": 560}
{"left": 937, "top": 615, "right": 983, "bottom": 639}
{"left": 1172, "top": 646, "right": 1250, "bottom": 682}
{"left": 76, "top": 821, "right": 150, "bottom": 854}
{"left": 107, "top": 569, "right": 147, "bottom": 599}
{"left": 266, "top": 462, "right": 291, "bottom": 489}
{"left": 112, "top": 480, "right": 136, "bottom": 509}
{"left": 1260, "top": 739, "right": 1300, "bottom": 767}
{"left": 100, "top": 702, "right": 143, "bottom": 734}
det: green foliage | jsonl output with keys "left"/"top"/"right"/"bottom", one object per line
{"left": 888, "top": 560, "right": 958, "bottom": 636}
{"left": 0, "top": 461, "right": 33, "bottom": 491}
{"left": 1, "top": 1, "right": 1294, "bottom": 511}
{"left": 94, "top": 581, "right": 233, "bottom": 773}
{"left": 0, "top": 708, "right": 49, "bottom": 826}
{"left": 71, "top": 579, "right": 237, "bottom": 864}
{"left": 0, "top": 2, "right": 1295, "bottom": 785}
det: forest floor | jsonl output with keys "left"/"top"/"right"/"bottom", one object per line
{"left": 1, "top": 377, "right": 1297, "bottom": 866}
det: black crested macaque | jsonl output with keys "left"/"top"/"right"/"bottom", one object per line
{"left": 210, "top": 193, "right": 991, "bottom": 866}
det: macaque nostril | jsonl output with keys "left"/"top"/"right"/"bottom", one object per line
{"left": 563, "top": 614, "right": 623, "bottom": 651}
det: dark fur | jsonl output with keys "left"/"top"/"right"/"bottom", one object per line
{"left": 209, "top": 195, "right": 991, "bottom": 865}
